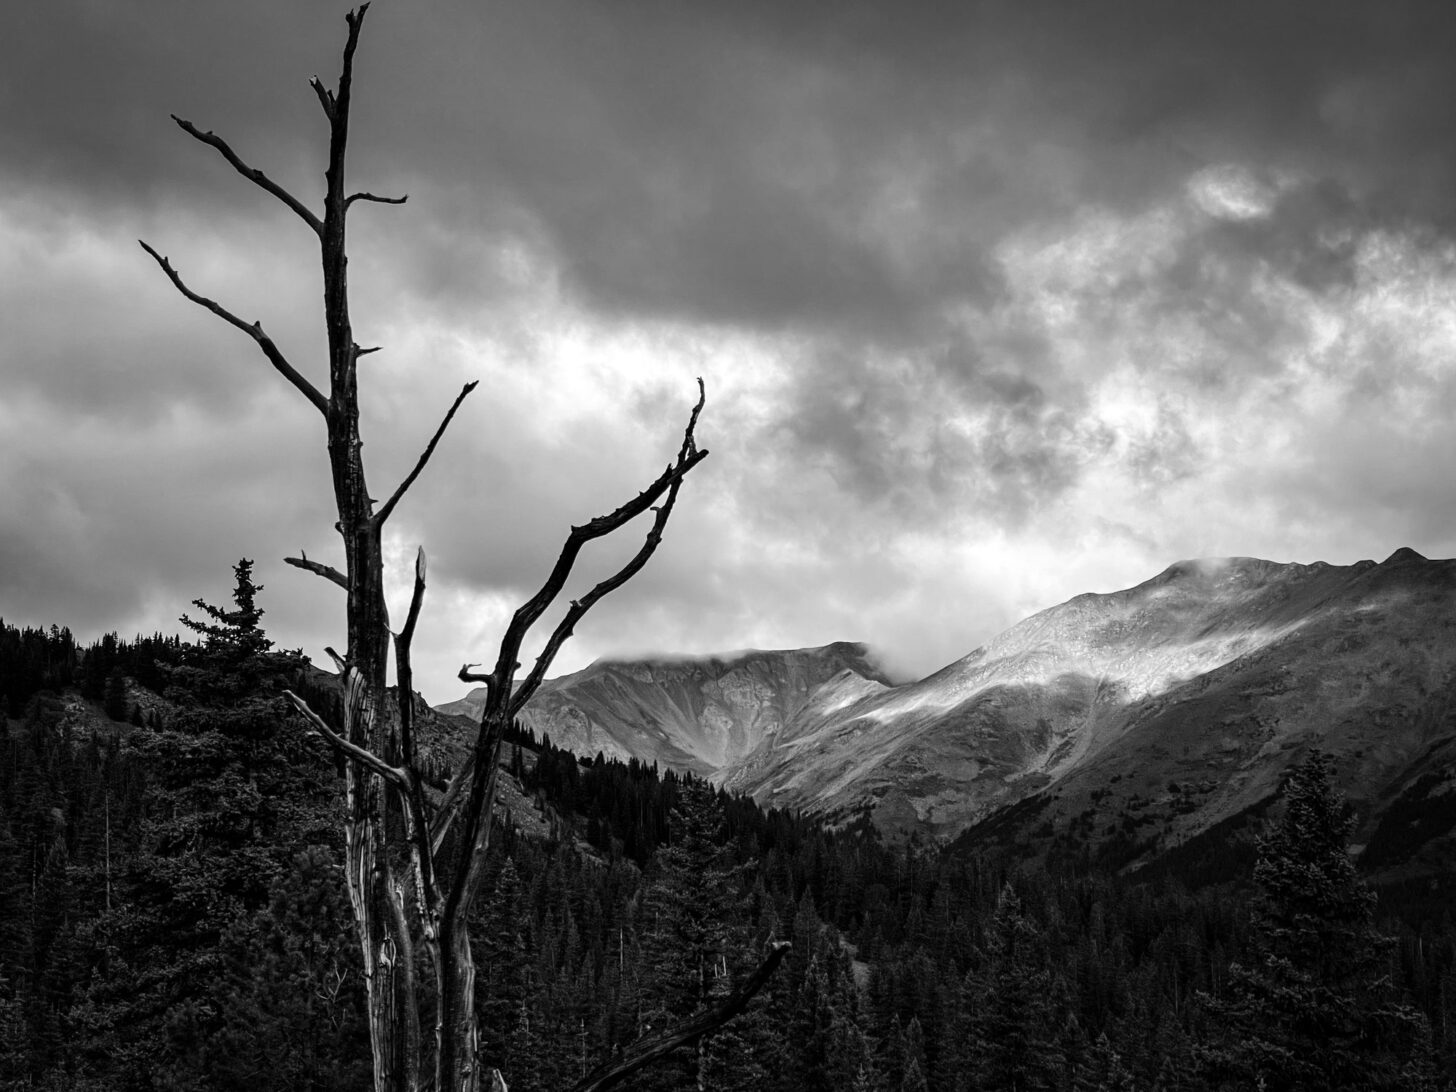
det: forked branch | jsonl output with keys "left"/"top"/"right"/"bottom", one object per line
{"left": 510, "top": 474, "right": 687, "bottom": 718}
{"left": 430, "top": 381, "right": 709, "bottom": 856}
{"left": 375, "top": 381, "right": 479, "bottom": 526}
{"left": 171, "top": 116, "right": 324, "bottom": 236}
{"left": 494, "top": 379, "right": 708, "bottom": 702}
{"left": 428, "top": 765, "right": 469, "bottom": 854}
{"left": 569, "top": 941, "right": 792, "bottom": 1092}
{"left": 138, "top": 241, "right": 329, "bottom": 416}
{"left": 309, "top": 76, "right": 336, "bottom": 122}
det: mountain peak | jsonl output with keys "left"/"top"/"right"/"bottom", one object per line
{"left": 435, "top": 641, "right": 886, "bottom": 775}
{"left": 1382, "top": 546, "right": 1427, "bottom": 565}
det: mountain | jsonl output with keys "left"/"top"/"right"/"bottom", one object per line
{"left": 736, "top": 549, "right": 1456, "bottom": 859}
{"left": 436, "top": 549, "right": 1456, "bottom": 875}
{"left": 435, "top": 641, "right": 893, "bottom": 777}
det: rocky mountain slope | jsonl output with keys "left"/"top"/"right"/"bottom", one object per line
{"left": 436, "top": 549, "right": 1456, "bottom": 873}
{"left": 435, "top": 641, "right": 892, "bottom": 777}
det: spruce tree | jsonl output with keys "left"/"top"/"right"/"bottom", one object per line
{"left": 634, "top": 778, "right": 743, "bottom": 1090}
{"left": 966, "top": 883, "right": 1066, "bottom": 1092}
{"left": 103, "top": 670, "right": 129, "bottom": 722}
{"left": 1074, "top": 1031, "right": 1137, "bottom": 1092}
{"left": 475, "top": 855, "right": 545, "bottom": 1089}
{"left": 179, "top": 559, "right": 273, "bottom": 663}
{"left": 1199, "top": 750, "right": 1438, "bottom": 1090}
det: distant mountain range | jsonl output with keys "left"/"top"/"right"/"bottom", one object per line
{"left": 437, "top": 549, "right": 1456, "bottom": 876}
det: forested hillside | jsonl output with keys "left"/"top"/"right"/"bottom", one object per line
{"left": 3, "top": 574, "right": 1455, "bottom": 1090}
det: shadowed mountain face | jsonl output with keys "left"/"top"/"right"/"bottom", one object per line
{"left": 437, "top": 550, "right": 1456, "bottom": 872}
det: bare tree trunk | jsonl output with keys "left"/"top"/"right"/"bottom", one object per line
{"left": 143, "top": 7, "right": 782, "bottom": 1092}
{"left": 317, "top": 13, "right": 419, "bottom": 1087}
{"left": 437, "top": 919, "right": 479, "bottom": 1090}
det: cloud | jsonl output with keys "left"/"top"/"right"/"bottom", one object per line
{"left": 5, "top": 0, "right": 1456, "bottom": 704}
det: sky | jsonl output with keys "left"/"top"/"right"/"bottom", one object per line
{"left": 4, "top": 1, "right": 1456, "bottom": 704}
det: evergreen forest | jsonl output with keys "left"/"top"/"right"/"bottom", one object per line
{"left": 2, "top": 566, "right": 1454, "bottom": 1091}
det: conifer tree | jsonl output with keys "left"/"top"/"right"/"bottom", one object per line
{"left": 635, "top": 779, "right": 746, "bottom": 1089}
{"left": 1199, "top": 750, "right": 1438, "bottom": 1090}
{"left": 1074, "top": 1031, "right": 1137, "bottom": 1092}
{"left": 476, "top": 856, "right": 545, "bottom": 1088}
{"left": 179, "top": 559, "right": 273, "bottom": 663}
{"left": 966, "top": 883, "right": 1066, "bottom": 1092}
{"left": 103, "top": 670, "right": 129, "bottom": 722}
{"left": 897, "top": 1015, "right": 930, "bottom": 1092}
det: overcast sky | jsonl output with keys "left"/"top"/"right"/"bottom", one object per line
{"left": 4, "top": 1, "right": 1456, "bottom": 703}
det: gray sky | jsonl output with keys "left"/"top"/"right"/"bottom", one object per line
{"left": 4, "top": 1, "right": 1456, "bottom": 703}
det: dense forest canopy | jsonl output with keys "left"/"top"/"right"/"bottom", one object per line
{"left": 2, "top": 573, "right": 1453, "bottom": 1090}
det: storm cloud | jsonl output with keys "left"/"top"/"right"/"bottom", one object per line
{"left": 3, "top": 1, "right": 1455, "bottom": 700}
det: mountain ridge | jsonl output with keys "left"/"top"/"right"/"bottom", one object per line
{"left": 436, "top": 640, "right": 893, "bottom": 777}
{"left": 434, "top": 549, "right": 1456, "bottom": 873}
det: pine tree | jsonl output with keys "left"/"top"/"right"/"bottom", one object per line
{"left": 475, "top": 855, "right": 546, "bottom": 1090}
{"left": 633, "top": 778, "right": 746, "bottom": 1090}
{"left": 1074, "top": 1031, "right": 1137, "bottom": 1092}
{"left": 1199, "top": 750, "right": 1439, "bottom": 1090}
{"left": 210, "top": 845, "right": 369, "bottom": 1091}
{"left": 179, "top": 559, "right": 270, "bottom": 655}
{"left": 966, "top": 883, "right": 1067, "bottom": 1092}
{"left": 103, "top": 670, "right": 129, "bottom": 722}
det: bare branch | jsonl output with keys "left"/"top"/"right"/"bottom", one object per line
{"left": 400, "top": 546, "right": 427, "bottom": 655}
{"left": 511, "top": 481, "right": 683, "bottom": 718}
{"left": 677, "top": 375, "right": 706, "bottom": 461}
{"left": 458, "top": 664, "right": 491, "bottom": 684}
{"left": 322, "top": 646, "right": 348, "bottom": 674}
{"left": 285, "top": 552, "right": 348, "bottom": 590}
{"left": 170, "top": 116, "right": 324, "bottom": 236}
{"left": 570, "top": 941, "right": 791, "bottom": 1092}
{"left": 390, "top": 546, "right": 438, "bottom": 921}
{"left": 375, "top": 381, "right": 478, "bottom": 527}
{"left": 425, "top": 723, "right": 511, "bottom": 856}
{"left": 356, "top": 345, "right": 382, "bottom": 357}
{"left": 139, "top": 241, "right": 329, "bottom": 416}
{"left": 334, "top": 4, "right": 370, "bottom": 138}
{"left": 502, "top": 379, "right": 709, "bottom": 714}
{"left": 395, "top": 546, "right": 427, "bottom": 766}
{"left": 309, "top": 76, "right": 335, "bottom": 121}
{"left": 347, "top": 191, "right": 408, "bottom": 209}
{"left": 439, "top": 385, "right": 709, "bottom": 945}
{"left": 428, "top": 755, "right": 472, "bottom": 854}
{"left": 428, "top": 742, "right": 493, "bottom": 855}
{"left": 285, "top": 686, "right": 408, "bottom": 789}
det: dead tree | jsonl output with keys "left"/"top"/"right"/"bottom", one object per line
{"left": 141, "top": 7, "right": 784, "bottom": 1091}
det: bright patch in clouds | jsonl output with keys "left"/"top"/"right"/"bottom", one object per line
{"left": 1187, "top": 165, "right": 1282, "bottom": 221}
